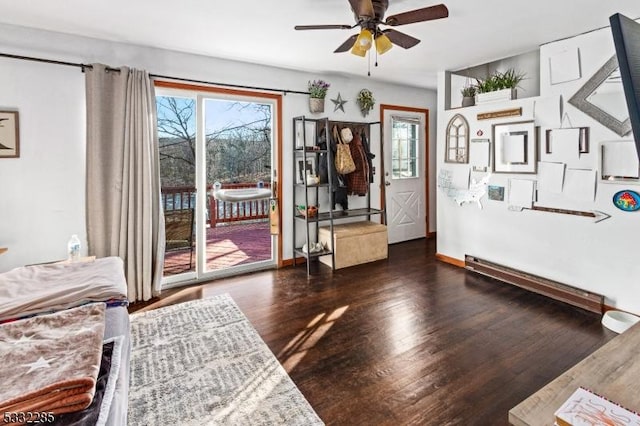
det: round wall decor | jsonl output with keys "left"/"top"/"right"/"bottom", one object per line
{"left": 613, "top": 190, "right": 640, "bottom": 211}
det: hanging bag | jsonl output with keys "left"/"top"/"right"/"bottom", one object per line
{"left": 333, "top": 126, "right": 356, "bottom": 174}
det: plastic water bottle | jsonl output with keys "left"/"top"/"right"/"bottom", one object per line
{"left": 68, "top": 234, "right": 81, "bottom": 262}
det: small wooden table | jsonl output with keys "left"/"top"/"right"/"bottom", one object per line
{"left": 509, "top": 322, "right": 640, "bottom": 425}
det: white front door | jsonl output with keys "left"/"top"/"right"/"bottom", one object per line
{"left": 382, "top": 107, "right": 428, "bottom": 244}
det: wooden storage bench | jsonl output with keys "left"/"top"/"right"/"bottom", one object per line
{"left": 319, "top": 221, "right": 388, "bottom": 269}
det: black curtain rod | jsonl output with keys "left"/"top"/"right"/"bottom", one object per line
{"left": 0, "top": 52, "right": 121, "bottom": 72}
{"left": 0, "top": 51, "right": 309, "bottom": 96}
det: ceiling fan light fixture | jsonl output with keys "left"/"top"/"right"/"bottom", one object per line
{"left": 375, "top": 33, "right": 393, "bottom": 55}
{"left": 356, "top": 28, "right": 373, "bottom": 49}
{"left": 351, "top": 43, "right": 368, "bottom": 57}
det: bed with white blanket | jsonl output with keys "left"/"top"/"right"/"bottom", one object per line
{"left": 0, "top": 257, "right": 130, "bottom": 426}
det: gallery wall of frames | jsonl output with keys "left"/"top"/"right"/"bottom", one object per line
{"left": 436, "top": 19, "right": 640, "bottom": 315}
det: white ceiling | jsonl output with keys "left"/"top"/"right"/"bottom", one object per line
{"left": 1, "top": 0, "right": 640, "bottom": 89}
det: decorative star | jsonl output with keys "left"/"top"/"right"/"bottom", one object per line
{"left": 331, "top": 93, "right": 347, "bottom": 113}
{"left": 23, "top": 356, "right": 56, "bottom": 374}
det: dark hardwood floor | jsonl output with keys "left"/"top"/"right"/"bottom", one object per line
{"left": 129, "top": 238, "right": 616, "bottom": 425}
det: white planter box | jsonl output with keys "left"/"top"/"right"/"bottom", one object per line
{"left": 475, "top": 88, "right": 517, "bottom": 104}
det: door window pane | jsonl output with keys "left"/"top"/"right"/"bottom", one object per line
{"left": 157, "top": 95, "right": 197, "bottom": 277}
{"left": 391, "top": 118, "right": 419, "bottom": 179}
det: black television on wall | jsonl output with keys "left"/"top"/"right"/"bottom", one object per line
{"left": 610, "top": 13, "right": 640, "bottom": 160}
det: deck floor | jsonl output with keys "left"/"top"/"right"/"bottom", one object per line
{"left": 163, "top": 220, "right": 271, "bottom": 276}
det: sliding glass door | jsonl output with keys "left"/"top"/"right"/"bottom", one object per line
{"left": 201, "top": 98, "right": 274, "bottom": 274}
{"left": 157, "top": 84, "right": 279, "bottom": 287}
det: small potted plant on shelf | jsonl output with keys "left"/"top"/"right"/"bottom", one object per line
{"left": 475, "top": 68, "right": 526, "bottom": 104}
{"left": 460, "top": 85, "right": 476, "bottom": 107}
{"left": 356, "top": 88, "right": 375, "bottom": 116}
{"left": 308, "top": 80, "right": 330, "bottom": 113}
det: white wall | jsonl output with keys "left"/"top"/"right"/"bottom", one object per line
{"left": 0, "top": 23, "right": 437, "bottom": 272}
{"left": 436, "top": 23, "right": 640, "bottom": 314}
{"left": 0, "top": 59, "right": 86, "bottom": 268}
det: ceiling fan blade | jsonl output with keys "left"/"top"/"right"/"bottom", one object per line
{"left": 348, "top": 0, "right": 375, "bottom": 18}
{"left": 384, "top": 4, "right": 449, "bottom": 26}
{"left": 382, "top": 29, "right": 421, "bottom": 49}
{"left": 334, "top": 34, "right": 359, "bottom": 53}
{"left": 295, "top": 24, "right": 353, "bottom": 30}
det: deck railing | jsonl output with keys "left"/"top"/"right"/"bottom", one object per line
{"left": 161, "top": 182, "right": 270, "bottom": 227}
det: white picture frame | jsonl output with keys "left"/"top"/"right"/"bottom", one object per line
{"left": 492, "top": 120, "right": 538, "bottom": 174}
{"left": 600, "top": 140, "right": 640, "bottom": 183}
{"left": 545, "top": 127, "right": 589, "bottom": 156}
{"left": 470, "top": 138, "right": 490, "bottom": 172}
{"left": 295, "top": 119, "right": 316, "bottom": 149}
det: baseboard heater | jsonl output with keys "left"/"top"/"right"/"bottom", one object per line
{"left": 465, "top": 255, "right": 604, "bottom": 314}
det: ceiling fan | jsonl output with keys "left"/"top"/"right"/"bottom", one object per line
{"left": 294, "top": 0, "right": 449, "bottom": 57}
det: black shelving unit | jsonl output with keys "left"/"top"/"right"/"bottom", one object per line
{"left": 292, "top": 116, "right": 384, "bottom": 275}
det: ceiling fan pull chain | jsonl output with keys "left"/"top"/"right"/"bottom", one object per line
{"left": 368, "top": 50, "right": 371, "bottom": 76}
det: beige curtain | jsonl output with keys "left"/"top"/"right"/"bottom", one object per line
{"left": 85, "top": 64, "right": 165, "bottom": 302}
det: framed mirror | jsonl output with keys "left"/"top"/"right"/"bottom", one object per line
{"left": 568, "top": 55, "right": 632, "bottom": 137}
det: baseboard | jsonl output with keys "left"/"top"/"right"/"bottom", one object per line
{"left": 435, "top": 253, "right": 465, "bottom": 268}
{"left": 281, "top": 257, "right": 306, "bottom": 267}
{"left": 465, "top": 255, "right": 604, "bottom": 314}
{"left": 603, "top": 304, "right": 640, "bottom": 316}
{"left": 427, "top": 231, "right": 437, "bottom": 239}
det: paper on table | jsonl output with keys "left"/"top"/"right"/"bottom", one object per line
{"left": 564, "top": 168, "right": 596, "bottom": 202}
{"left": 537, "top": 162, "right": 565, "bottom": 194}
{"left": 503, "top": 134, "right": 527, "bottom": 164}
{"left": 508, "top": 179, "right": 535, "bottom": 209}
{"left": 555, "top": 387, "right": 640, "bottom": 426}
{"left": 602, "top": 141, "right": 640, "bottom": 178}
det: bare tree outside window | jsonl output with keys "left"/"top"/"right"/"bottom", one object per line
{"left": 157, "top": 96, "right": 196, "bottom": 186}
{"left": 157, "top": 96, "right": 272, "bottom": 188}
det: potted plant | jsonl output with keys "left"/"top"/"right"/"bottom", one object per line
{"left": 475, "top": 69, "right": 526, "bottom": 103}
{"left": 460, "top": 85, "right": 476, "bottom": 107}
{"left": 356, "top": 88, "right": 375, "bottom": 116}
{"left": 308, "top": 80, "right": 330, "bottom": 113}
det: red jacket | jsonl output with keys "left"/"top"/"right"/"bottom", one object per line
{"left": 346, "top": 130, "right": 369, "bottom": 196}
